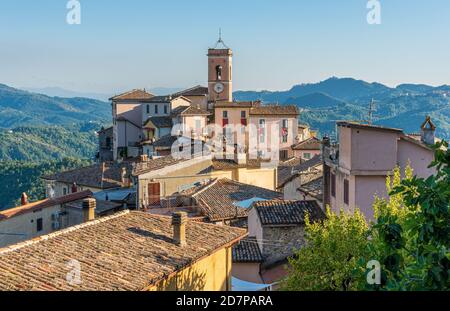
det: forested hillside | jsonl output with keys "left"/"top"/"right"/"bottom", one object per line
{"left": 234, "top": 77, "right": 450, "bottom": 139}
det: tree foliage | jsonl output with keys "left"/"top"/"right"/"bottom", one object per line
{"left": 365, "top": 141, "right": 450, "bottom": 290}
{"left": 282, "top": 141, "right": 449, "bottom": 291}
{"left": 281, "top": 208, "right": 369, "bottom": 291}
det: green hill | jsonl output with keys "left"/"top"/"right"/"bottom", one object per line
{"left": 234, "top": 77, "right": 450, "bottom": 139}
{"left": 0, "top": 84, "right": 110, "bottom": 129}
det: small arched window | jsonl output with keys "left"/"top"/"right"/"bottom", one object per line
{"left": 216, "top": 65, "right": 222, "bottom": 81}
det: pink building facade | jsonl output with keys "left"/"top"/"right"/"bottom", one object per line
{"left": 323, "top": 121, "right": 436, "bottom": 222}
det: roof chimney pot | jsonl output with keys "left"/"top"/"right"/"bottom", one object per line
{"left": 82, "top": 198, "right": 96, "bottom": 222}
{"left": 172, "top": 212, "right": 187, "bottom": 247}
{"left": 21, "top": 193, "right": 28, "bottom": 206}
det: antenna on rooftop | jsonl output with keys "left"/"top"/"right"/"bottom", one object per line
{"left": 214, "top": 28, "right": 229, "bottom": 49}
{"left": 367, "top": 98, "right": 377, "bottom": 125}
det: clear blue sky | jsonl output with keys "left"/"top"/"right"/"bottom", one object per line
{"left": 0, "top": 0, "right": 449, "bottom": 94}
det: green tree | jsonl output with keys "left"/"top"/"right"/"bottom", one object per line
{"left": 281, "top": 208, "right": 369, "bottom": 291}
{"left": 365, "top": 141, "right": 450, "bottom": 290}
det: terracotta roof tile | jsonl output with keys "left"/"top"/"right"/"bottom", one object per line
{"left": 292, "top": 137, "right": 322, "bottom": 150}
{"left": 110, "top": 89, "right": 154, "bottom": 101}
{"left": 132, "top": 155, "right": 194, "bottom": 176}
{"left": 185, "top": 179, "right": 282, "bottom": 222}
{"left": 253, "top": 200, "right": 325, "bottom": 226}
{"left": 250, "top": 105, "right": 299, "bottom": 116}
{"left": 232, "top": 237, "right": 263, "bottom": 263}
{"left": 0, "top": 190, "right": 93, "bottom": 221}
{"left": 277, "top": 155, "right": 322, "bottom": 188}
{"left": 144, "top": 116, "right": 173, "bottom": 128}
{"left": 42, "top": 163, "right": 130, "bottom": 189}
{"left": 298, "top": 176, "right": 323, "bottom": 202}
{"left": 0, "top": 211, "right": 246, "bottom": 291}
{"left": 172, "top": 86, "right": 209, "bottom": 97}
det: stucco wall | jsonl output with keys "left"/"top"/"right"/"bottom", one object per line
{"left": 355, "top": 175, "right": 389, "bottom": 221}
{"left": 249, "top": 116, "right": 298, "bottom": 153}
{"left": 350, "top": 128, "right": 398, "bottom": 172}
{"left": 149, "top": 246, "right": 232, "bottom": 291}
{"left": 282, "top": 177, "right": 302, "bottom": 200}
{"left": 232, "top": 263, "right": 264, "bottom": 284}
{"left": 0, "top": 205, "right": 61, "bottom": 248}
{"left": 397, "top": 139, "right": 435, "bottom": 178}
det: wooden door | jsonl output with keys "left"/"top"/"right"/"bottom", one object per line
{"left": 147, "top": 183, "right": 161, "bottom": 207}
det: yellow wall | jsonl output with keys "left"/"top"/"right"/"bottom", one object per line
{"left": 211, "top": 167, "right": 277, "bottom": 191}
{"left": 148, "top": 246, "right": 232, "bottom": 291}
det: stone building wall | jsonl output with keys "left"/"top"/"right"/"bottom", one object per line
{"left": 261, "top": 225, "right": 306, "bottom": 267}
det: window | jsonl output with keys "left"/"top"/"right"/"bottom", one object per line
{"left": 105, "top": 137, "right": 111, "bottom": 148}
{"left": 63, "top": 187, "right": 67, "bottom": 196}
{"left": 280, "top": 150, "right": 288, "bottom": 161}
{"left": 36, "top": 218, "right": 43, "bottom": 232}
{"left": 216, "top": 65, "right": 223, "bottom": 80}
{"left": 304, "top": 153, "right": 311, "bottom": 160}
{"left": 281, "top": 119, "right": 289, "bottom": 143}
{"left": 164, "top": 105, "right": 168, "bottom": 114}
{"left": 146, "top": 105, "right": 150, "bottom": 114}
{"left": 331, "top": 173, "right": 336, "bottom": 198}
{"left": 259, "top": 119, "right": 266, "bottom": 143}
{"left": 241, "top": 111, "right": 247, "bottom": 126}
{"left": 344, "top": 179, "right": 349, "bottom": 205}
{"left": 222, "top": 111, "right": 229, "bottom": 127}
{"left": 154, "top": 105, "right": 158, "bottom": 114}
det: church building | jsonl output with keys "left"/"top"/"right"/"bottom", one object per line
{"left": 108, "top": 34, "right": 300, "bottom": 162}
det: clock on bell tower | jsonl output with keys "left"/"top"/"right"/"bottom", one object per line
{"left": 208, "top": 31, "right": 233, "bottom": 102}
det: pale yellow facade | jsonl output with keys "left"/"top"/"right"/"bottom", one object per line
{"left": 148, "top": 246, "right": 232, "bottom": 291}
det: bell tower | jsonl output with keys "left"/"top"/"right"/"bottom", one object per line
{"left": 208, "top": 30, "right": 233, "bottom": 102}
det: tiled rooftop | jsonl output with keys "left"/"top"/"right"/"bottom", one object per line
{"left": 109, "top": 89, "right": 154, "bottom": 101}
{"left": 183, "top": 178, "right": 282, "bottom": 222}
{"left": 0, "top": 190, "right": 93, "bottom": 221}
{"left": 172, "top": 85, "right": 209, "bottom": 97}
{"left": 253, "top": 200, "right": 325, "bottom": 226}
{"left": 277, "top": 155, "right": 322, "bottom": 188}
{"left": 144, "top": 116, "right": 173, "bottom": 128}
{"left": 0, "top": 211, "right": 246, "bottom": 291}
{"left": 232, "top": 237, "right": 263, "bottom": 263}
{"left": 250, "top": 105, "right": 299, "bottom": 116}
{"left": 298, "top": 176, "right": 323, "bottom": 202}
{"left": 292, "top": 137, "right": 322, "bottom": 150}
{"left": 42, "top": 162, "right": 131, "bottom": 189}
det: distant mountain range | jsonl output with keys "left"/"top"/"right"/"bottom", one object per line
{"left": 0, "top": 84, "right": 110, "bottom": 128}
{"left": 1, "top": 77, "right": 449, "bottom": 139}
{"left": 22, "top": 86, "right": 184, "bottom": 101}
{"left": 234, "top": 77, "right": 450, "bottom": 139}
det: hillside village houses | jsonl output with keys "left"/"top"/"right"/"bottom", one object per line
{"left": 322, "top": 117, "right": 440, "bottom": 221}
{"left": 0, "top": 35, "right": 444, "bottom": 291}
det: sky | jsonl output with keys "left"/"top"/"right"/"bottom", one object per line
{"left": 0, "top": 0, "right": 449, "bottom": 94}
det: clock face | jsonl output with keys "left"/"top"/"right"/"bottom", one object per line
{"left": 214, "top": 83, "right": 224, "bottom": 94}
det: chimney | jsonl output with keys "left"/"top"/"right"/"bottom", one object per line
{"left": 172, "top": 212, "right": 187, "bottom": 246}
{"left": 121, "top": 166, "right": 129, "bottom": 187}
{"left": 82, "top": 198, "right": 96, "bottom": 222}
{"left": 21, "top": 193, "right": 29, "bottom": 206}
{"left": 140, "top": 154, "right": 148, "bottom": 162}
{"left": 421, "top": 116, "right": 436, "bottom": 145}
{"left": 71, "top": 182, "right": 78, "bottom": 193}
